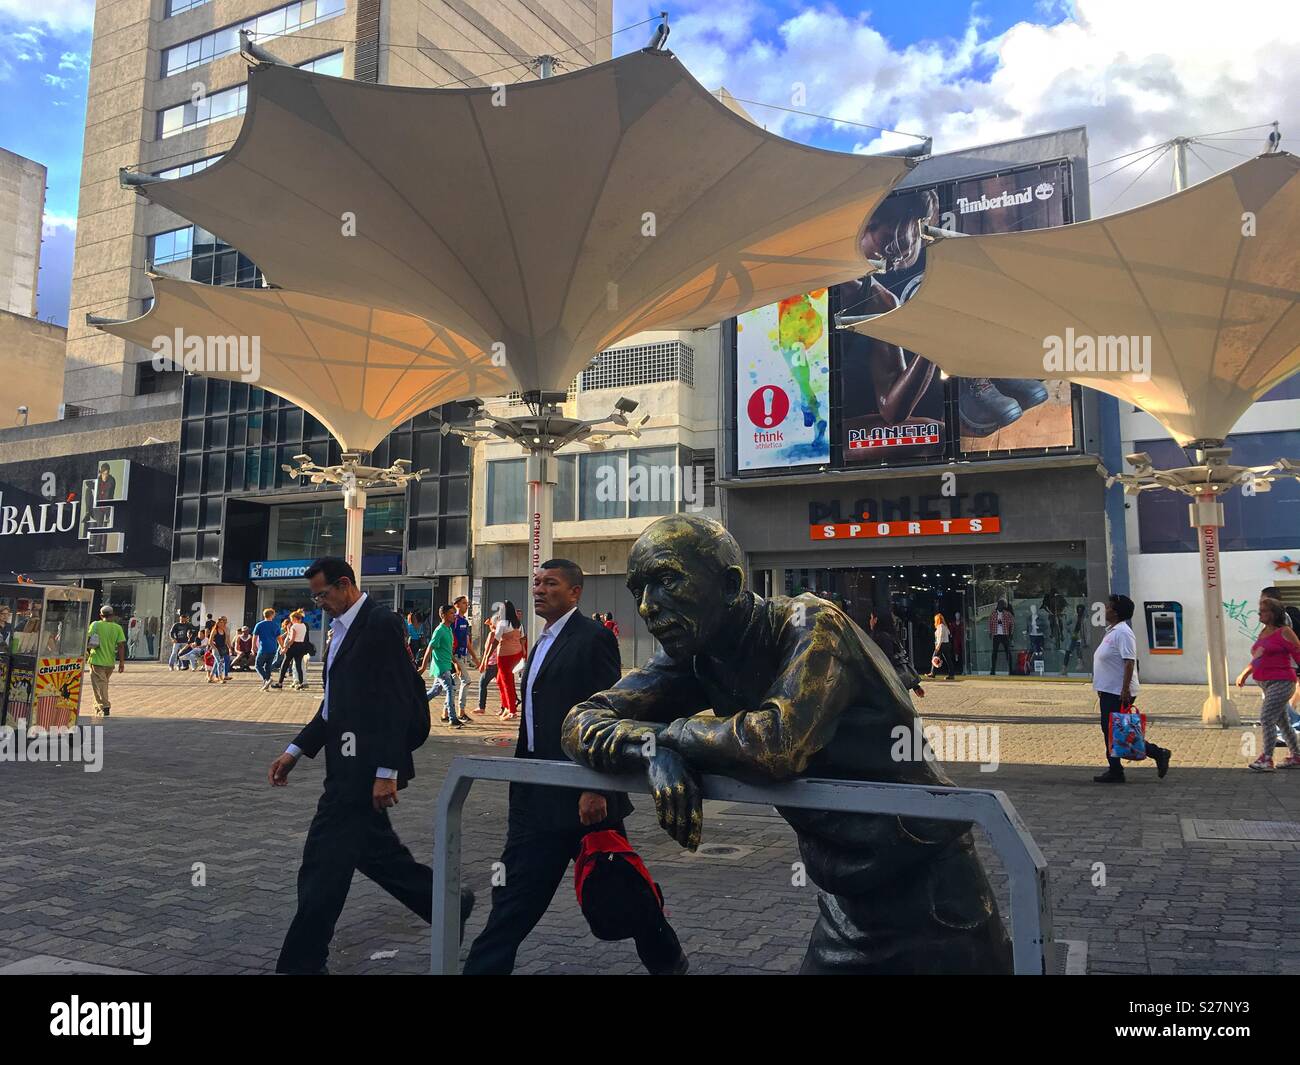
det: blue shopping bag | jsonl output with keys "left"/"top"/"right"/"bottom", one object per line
{"left": 1108, "top": 700, "right": 1147, "bottom": 761}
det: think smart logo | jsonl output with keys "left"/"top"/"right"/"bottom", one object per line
{"left": 151, "top": 328, "right": 261, "bottom": 382}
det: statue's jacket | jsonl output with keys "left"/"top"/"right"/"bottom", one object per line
{"left": 564, "top": 592, "right": 1008, "bottom": 946}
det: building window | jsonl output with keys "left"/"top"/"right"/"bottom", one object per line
{"left": 154, "top": 154, "right": 224, "bottom": 180}
{"left": 554, "top": 455, "right": 576, "bottom": 521}
{"left": 147, "top": 226, "right": 263, "bottom": 287}
{"left": 162, "top": 0, "right": 346, "bottom": 78}
{"left": 166, "top": 0, "right": 212, "bottom": 16}
{"left": 158, "top": 84, "right": 247, "bottom": 139}
{"left": 578, "top": 452, "right": 627, "bottom": 520}
{"left": 487, "top": 459, "right": 525, "bottom": 525}
{"left": 628, "top": 446, "right": 678, "bottom": 518}
{"left": 148, "top": 227, "right": 194, "bottom": 266}
{"left": 137, "top": 361, "right": 184, "bottom": 396}
{"left": 297, "top": 50, "right": 344, "bottom": 76}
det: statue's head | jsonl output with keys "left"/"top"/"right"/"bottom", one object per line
{"left": 627, "top": 514, "right": 746, "bottom": 660}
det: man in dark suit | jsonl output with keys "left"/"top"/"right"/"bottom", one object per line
{"left": 268, "top": 556, "right": 472, "bottom": 974}
{"left": 463, "top": 558, "right": 687, "bottom": 975}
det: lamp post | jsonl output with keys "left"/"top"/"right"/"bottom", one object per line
{"left": 278, "top": 453, "right": 429, "bottom": 590}
{"left": 439, "top": 392, "right": 648, "bottom": 640}
{"left": 1109, "top": 447, "right": 1300, "bottom": 727}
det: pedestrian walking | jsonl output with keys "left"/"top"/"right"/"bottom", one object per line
{"left": 475, "top": 615, "right": 499, "bottom": 716}
{"left": 1092, "top": 594, "right": 1172, "bottom": 783}
{"left": 481, "top": 600, "right": 525, "bottom": 720}
{"left": 1261, "top": 587, "right": 1300, "bottom": 743}
{"left": 451, "top": 596, "right": 479, "bottom": 719}
{"left": 167, "top": 611, "right": 190, "bottom": 670}
{"left": 463, "top": 559, "right": 687, "bottom": 976}
{"left": 85, "top": 605, "right": 126, "bottom": 716}
{"left": 209, "top": 617, "right": 231, "bottom": 684}
{"left": 419, "top": 605, "right": 462, "bottom": 728}
{"left": 1239, "top": 596, "right": 1300, "bottom": 771}
{"left": 928, "top": 612, "right": 955, "bottom": 680}
{"left": 1061, "top": 604, "right": 1089, "bottom": 674}
{"left": 253, "top": 608, "right": 281, "bottom": 690}
{"left": 603, "top": 612, "right": 620, "bottom": 639}
{"left": 274, "top": 610, "right": 310, "bottom": 690}
{"left": 869, "top": 610, "right": 924, "bottom": 699}
{"left": 987, "top": 600, "right": 1015, "bottom": 675}
{"left": 268, "top": 557, "right": 474, "bottom": 974}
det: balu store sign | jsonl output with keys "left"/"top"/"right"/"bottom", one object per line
{"left": 0, "top": 459, "right": 130, "bottom": 555}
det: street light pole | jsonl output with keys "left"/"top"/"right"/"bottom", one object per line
{"left": 1110, "top": 446, "right": 1300, "bottom": 728}
{"left": 281, "top": 452, "right": 428, "bottom": 594}
{"left": 440, "top": 390, "right": 650, "bottom": 642}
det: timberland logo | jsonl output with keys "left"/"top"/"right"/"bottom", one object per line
{"left": 150, "top": 328, "right": 260, "bottom": 382}
{"left": 50, "top": 997, "right": 151, "bottom": 1044}
{"left": 1042, "top": 328, "right": 1151, "bottom": 381}
{"left": 956, "top": 182, "right": 1052, "bottom": 214}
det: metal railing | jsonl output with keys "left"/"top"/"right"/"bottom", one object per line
{"left": 431, "top": 756, "right": 1052, "bottom": 975}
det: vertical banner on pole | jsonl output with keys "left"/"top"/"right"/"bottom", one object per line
{"left": 1192, "top": 494, "right": 1236, "bottom": 726}
{"left": 525, "top": 451, "right": 556, "bottom": 645}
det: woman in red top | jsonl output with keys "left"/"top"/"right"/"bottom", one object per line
{"left": 1238, "top": 597, "right": 1300, "bottom": 771}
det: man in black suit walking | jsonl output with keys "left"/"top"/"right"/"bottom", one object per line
{"left": 268, "top": 556, "right": 472, "bottom": 974}
{"left": 463, "top": 559, "right": 687, "bottom": 975}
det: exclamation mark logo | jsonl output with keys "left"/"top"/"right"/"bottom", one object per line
{"left": 761, "top": 387, "right": 774, "bottom": 426}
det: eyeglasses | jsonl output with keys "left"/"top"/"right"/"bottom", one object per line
{"left": 310, "top": 581, "right": 340, "bottom": 603}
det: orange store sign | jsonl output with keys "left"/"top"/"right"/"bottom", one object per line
{"left": 811, "top": 517, "right": 1001, "bottom": 540}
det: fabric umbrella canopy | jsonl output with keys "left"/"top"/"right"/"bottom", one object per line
{"left": 100, "top": 275, "right": 506, "bottom": 452}
{"left": 843, "top": 151, "right": 1300, "bottom": 446}
{"left": 127, "top": 46, "right": 909, "bottom": 393}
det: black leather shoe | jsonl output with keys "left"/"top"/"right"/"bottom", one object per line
{"left": 991, "top": 378, "right": 1049, "bottom": 411}
{"left": 1154, "top": 748, "right": 1171, "bottom": 778}
{"left": 960, "top": 378, "right": 1022, "bottom": 435}
{"left": 1093, "top": 769, "right": 1125, "bottom": 783}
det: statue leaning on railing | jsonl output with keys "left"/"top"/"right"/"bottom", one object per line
{"left": 562, "top": 513, "right": 1013, "bottom": 975}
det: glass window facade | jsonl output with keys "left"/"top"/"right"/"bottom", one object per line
{"left": 149, "top": 227, "right": 193, "bottom": 266}
{"left": 783, "top": 561, "right": 1091, "bottom": 677}
{"left": 155, "top": 154, "right": 224, "bottom": 180}
{"left": 162, "top": 0, "right": 346, "bottom": 77}
{"left": 176, "top": 379, "right": 471, "bottom": 571}
{"left": 487, "top": 448, "right": 690, "bottom": 524}
{"left": 157, "top": 53, "right": 340, "bottom": 139}
{"left": 166, "top": 0, "right": 212, "bottom": 16}
{"left": 1136, "top": 430, "right": 1300, "bottom": 553}
{"left": 159, "top": 84, "right": 247, "bottom": 139}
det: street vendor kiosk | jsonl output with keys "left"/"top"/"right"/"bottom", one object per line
{"left": 0, "top": 583, "right": 95, "bottom": 728}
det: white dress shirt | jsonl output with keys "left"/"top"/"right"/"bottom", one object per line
{"left": 285, "top": 594, "right": 395, "bottom": 778}
{"left": 524, "top": 605, "right": 578, "bottom": 753}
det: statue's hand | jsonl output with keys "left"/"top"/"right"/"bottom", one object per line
{"left": 655, "top": 717, "right": 688, "bottom": 753}
{"left": 583, "top": 717, "right": 660, "bottom": 773}
{"left": 646, "top": 748, "right": 702, "bottom": 851}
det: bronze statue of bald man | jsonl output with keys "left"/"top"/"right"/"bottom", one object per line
{"left": 562, "top": 513, "right": 1012, "bottom": 974}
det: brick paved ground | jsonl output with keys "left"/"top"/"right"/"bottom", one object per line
{"left": 2, "top": 663, "right": 1297, "bottom": 975}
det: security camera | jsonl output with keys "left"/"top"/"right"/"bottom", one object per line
{"left": 614, "top": 397, "right": 639, "bottom": 414}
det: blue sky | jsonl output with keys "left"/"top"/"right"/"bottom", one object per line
{"left": 2, "top": 0, "right": 1296, "bottom": 327}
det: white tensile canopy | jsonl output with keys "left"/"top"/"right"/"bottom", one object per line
{"left": 102, "top": 275, "right": 505, "bottom": 452}
{"left": 845, "top": 151, "right": 1300, "bottom": 446}
{"left": 112, "top": 47, "right": 909, "bottom": 397}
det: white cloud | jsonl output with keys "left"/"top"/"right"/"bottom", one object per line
{"left": 663, "top": 0, "right": 1300, "bottom": 215}
{"left": 42, "top": 72, "right": 69, "bottom": 89}
{"left": 58, "top": 49, "right": 88, "bottom": 72}
{"left": 42, "top": 211, "right": 77, "bottom": 233}
{"left": 0, "top": 0, "right": 93, "bottom": 33}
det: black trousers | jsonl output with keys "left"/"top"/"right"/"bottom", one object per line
{"left": 463, "top": 804, "right": 682, "bottom": 975}
{"left": 478, "top": 663, "right": 498, "bottom": 710}
{"left": 278, "top": 643, "right": 308, "bottom": 685}
{"left": 1099, "top": 691, "right": 1168, "bottom": 773}
{"left": 276, "top": 786, "right": 471, "bottom": 974}
{"left": 989, "top": 635, "right": 1013, "bottom": 674}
